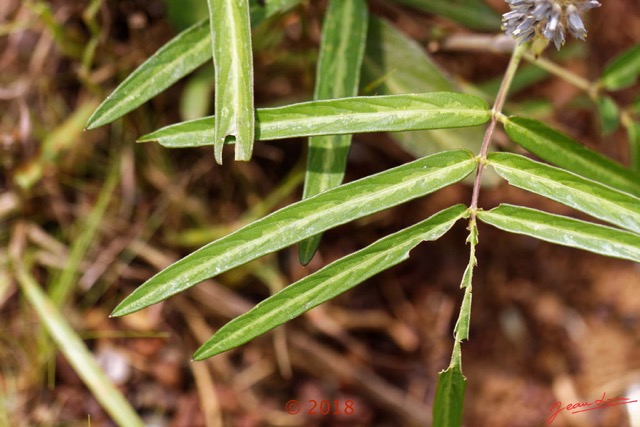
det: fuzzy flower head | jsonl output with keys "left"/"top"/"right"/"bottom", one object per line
{"left": 503, "top": 0, "right": 601, "bottom": 50}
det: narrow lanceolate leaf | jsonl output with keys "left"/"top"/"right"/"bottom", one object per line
{"left": 601, "top": 44, "right": 640, "bottom": 91}
{"left": 433, "top": 343, "right": 466, "bottom": 427}
{"left": 478, "top": 204, "right": 640, "bottom": 263}
{"left": 502, "top": 116, "right": 640, "bottom": 196}
{"left": 487, "top": 152, "right": 640, "bottom": 234}
{"left": 138, "top": 93, "right": 491, "bottom": 147}
{"left": 111, "top": 150, "right": 477, "bottom": 317}
{"left": 86, "top": 0, "right": 301, "bottom": 130}
{"left": 193, "top": 205, "right": 467, "bottom": 360}
{"left": 300, "top": 0, "right": 369, "bottom": 264}
{"left": 208, "top": 0, "right": 254, "bottom": 163}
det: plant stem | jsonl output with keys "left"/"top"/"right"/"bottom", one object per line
{"left": 522, "top": 52, "right": 595, "bottom": 95}
{"left": 470, "top": 43, "right": 526, "bottom": 214}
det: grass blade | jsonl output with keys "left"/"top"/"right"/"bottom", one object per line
{"left": 15, "top": 262, "right": 144, "bottom": 427}
{"left": 502, "top": 116, "right": 640, "bottom": 196}
{"left": 208, "top": 0, "right": 254, "bottom": 163}
{"left": 478, "top": 204, "right": 640, "bottom": 263}
{"left": 300, "top": 0, "right": 369, "bottom": 264}
{"left": 86, "top": 0, "right": 301, "bottom": 130}
{"left": 193, "top": 204, "right": 467, "bottom": 359}
{"left": 487, "top": 152, "right": 640, "bottom": 234}
{"left": 138, "top": 93, "right": 491, "bottom": 147}
{"left": 111, "top": 150, "right": 477, "bottom": 317}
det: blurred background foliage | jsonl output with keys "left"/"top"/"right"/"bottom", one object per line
{"left": 1, "top": 0, "right": 639, "bottom": 426}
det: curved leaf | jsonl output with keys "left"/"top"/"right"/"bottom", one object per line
{"left": 487, "top": 152, "right": 640, "bottom": 234}
{"left": 300, "top": 0, "right": 369, "bottom": 264}
{"left": 502, "top": 116, "right": 640, "bottom": 196}
{"left": 111, "top": 150, "right": 477, "bottom": 317}
{"left": 138, "top": 93, "right": 491, "bottom": 147}
{"left": 193, "top": 204, "right": 468, "bottom": 360}
{"left": 86, "top": 0, "right": 301, "bottom": 129}
{"left": 478, "top": 204, "right": 640, "bottom": 263}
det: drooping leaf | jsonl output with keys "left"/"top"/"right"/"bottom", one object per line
{"left": 390, "top": 0, "right": 501, "bottom": 31}
{"left": 138, "top": 93, "right": 491, "bottom": 147}
{"left": 299, "top": 0, "right": 369, "bottom": 264}
{"left": 502, "top": 116, "right": 640, "bottom": 196}
{"left": 433, "top": 343, "right": 466, "bottom": 427}
{"left": 478, "top": 204, "right": 640, "bottom": 263}
{"left": 111, "top": 150, "right": 477, "bottom": 317}
{"left": 362, "top": 17, "right": 490, "bottom": 161}
{"left": 208, "top": 0, "right": 254, "bottom": 163}
{"left": 86, "top": 0, "right": 301, "bottom": 130}
{"left": 193, "top": 204, "right": 468, "bottom": 359}
{"left": 487, "top": 152, "right": 640, "bottom": 234}
{"left": 600, "top": 44, "right": 640, "bottom": 91}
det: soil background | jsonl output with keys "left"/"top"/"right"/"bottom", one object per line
{"left": 1, "top": 1, "right": 639, "bottom": 426}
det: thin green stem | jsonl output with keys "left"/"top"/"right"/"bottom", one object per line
{"left": 523, "top": 52, "right": 597, "bottom": 96}
{"left": 470, "top": 43, "right": 527, "bottom": 214}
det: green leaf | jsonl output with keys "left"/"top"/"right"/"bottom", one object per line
{"left": 601, "top": 44, "right": 640, "bottom": 91}
{"left": 487, "top": 152, "right": 640, "bottom": 234}
{"left": 86, "top": 0, "right": 301, "bottom": 130}
{"left": 208, "top": 0, "right": 254, "bottom": 163}
{"left": 111, "top": 150, "right": 477, "bottom": 317}
{"left": 299, "top": 0, "right": 369, "bottom": 264}
{"left": 433, "top": 343, "right": 466, "bottom": 427}
{"left": 478, "top": 204, "right": 640, "bottom": 263}
{"left": 390, "top": 0, "right": 500, "bottom": 31}
{"left": 502, "top": 116, "right": 640, "bottom": 196}
{"left": 138, "top": 93, "right": 491, "bottom": 147}
{"left": 596, "top": 95, "right": 620, "bottom": 136}
{"left": 362, "top": 17, "right": 490, "bottom": 164}
{"left": 193, "top": 204, "right": 467, "bottom": 360}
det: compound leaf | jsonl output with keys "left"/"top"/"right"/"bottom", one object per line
{"left": 111, "top": 150, "right": 477, "bottom": 317}
{"left": 193, "top": 204, "right": 467, "bottom": 360}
